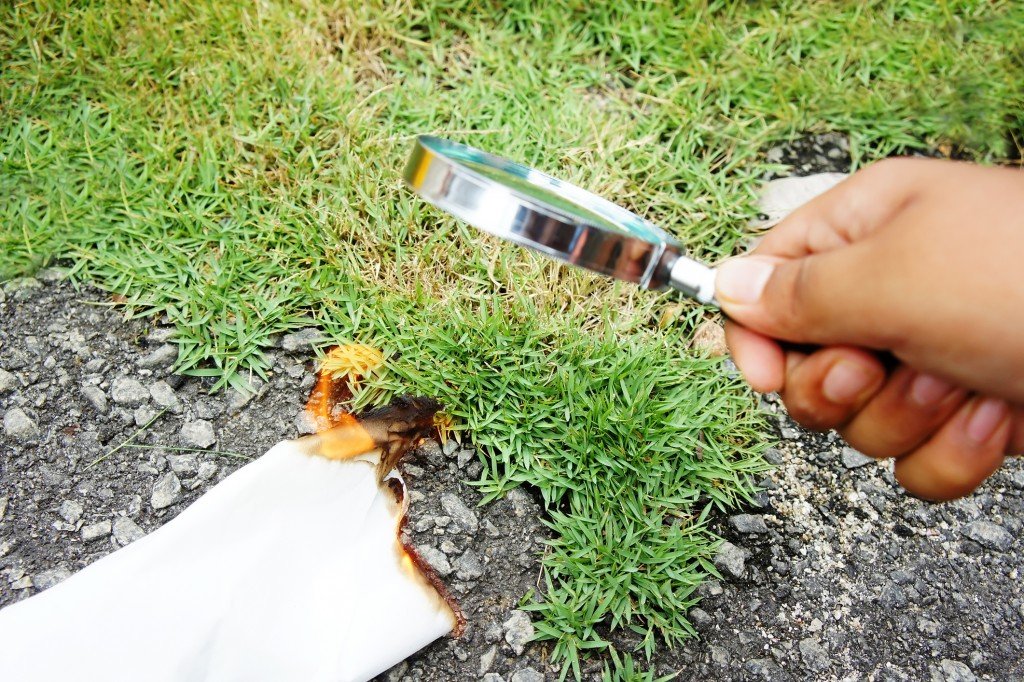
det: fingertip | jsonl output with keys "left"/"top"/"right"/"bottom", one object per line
{"left": 724, "top": 321, "right": 785, "bottom": 394}
{"left": 894, "top": 396, "right": 1012, "bottom": 501}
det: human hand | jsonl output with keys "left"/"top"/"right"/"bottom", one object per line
{"left": 717, "top": 158, "right": 1024, "bottom": 500}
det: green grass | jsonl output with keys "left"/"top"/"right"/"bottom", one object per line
{"left": 2, "top": 0, "right": 1022, "bottom": 677}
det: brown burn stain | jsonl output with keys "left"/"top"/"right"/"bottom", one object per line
{"left": 298, "top": 348, "right": 464, "bottom": 634}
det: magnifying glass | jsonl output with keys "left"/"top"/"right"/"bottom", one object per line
{"left": 402, "top": 136, "right": 718, "bottom": 305}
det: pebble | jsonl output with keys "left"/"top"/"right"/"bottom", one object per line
{"left": 441, "top": 493, "right": 479, "bottom": 533}
{"left": 506, "top": 488, "right": 535, "bottom": 517}
{"left": 180, "top": 419, "right": 216, "bottom": 449}
{"left": 483, "top": 621, "right": 503, "bottom": 644}
{"left": 961, "top": 520, "right": 1013, "bottom": 552}
{"left": 151, "top": 472, "right": 183, "bottom": 509}
{"left": 34, "top": 567, "right": 72, "bottom": 590}
{"left": 510, "top": 669, "right": 544, "bottom": 682}
{"left": 714, "top": 541, "right": 748, "bottom": 578}
{"left": 479, "top": 645, "right": 498, "bottom": 675}
{"left": 110, "top": 377, "right": 149, "bottom": 407}
{"left": 690, "top": 319, "right": 728, "bottom": 357}
{"left": 482, "top": 675, "right": 505, "bottom": 682}
{"left": 416, "top": 544, "right": 452, "bottom": 577}
{"left": 931, "top": 659, "right": 978, "bottom": 682}
{"left": 134, "top": 405, "right": 158, "bottom": 426}
{"left": 456, "top": 448, "right": 475, "bottom": 468}
{"left": 138, "top": 344, "right": 178, "bottom": 369}
{"left": 0, "top": 496, "right": 7, "bottom": 521}
{"left": 502, "top": 610, "right": 534, "bottom": 655}
{"left": 729, "top": 514, "right": 769, "bottom": 534}
{"left": 0, "top": 368, "right": 16, "bottom": 393}
{"left": 149, "top": 381, "right": 183, "bottom": 414}
{"left": 799, "top": 637, "right": 829, "bottom": 672}
{"left": 841, "top": 446, "right": 874, "bottom": 469}
{"left": 454, "top": 549, "right": 485, "bottom": 580}
{"left": 81, "top": 520, "right": 112, "bottom": 542}
{"left": 167, "top": 454, "right": 198, "bottom": 476}
{"left": 442, "top": 438, "right": 460, "bottom": 456}
{"left": 81, "top": 385, "right": 109, "bottom": 414}
{"left": 4, "top": 407, "right": 39, "bottom": 441}
{"left": 690, "top": 607, "right": 713, "bottom": 628}
{"left": 59, "top": 500, "right": 84, "bottom": 524}
{"left": 281, "top": 328, "right": 325, "bottom": 352}
{"left": 112, "top": 516, "right": 146, "bottom": 546}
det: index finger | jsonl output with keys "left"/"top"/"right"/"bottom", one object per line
{"left": 754, "top": 158, "right": 942, "bottom": 259}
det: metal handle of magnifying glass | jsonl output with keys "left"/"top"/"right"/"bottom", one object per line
{"left": 667, "top": 256, "right": 719, "bottom": 306}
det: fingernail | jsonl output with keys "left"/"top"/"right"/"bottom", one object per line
{"left": 965, "top": 397, "right": 1008, "bottom": 444}
{"left": 716, "top": 257, "right": 775, "bottom": 305}
{"left": 908, "top": 373, "right": 954, "bottom": 407}
{"left": 822, "top": 360, "right": 875, "bottom": 404}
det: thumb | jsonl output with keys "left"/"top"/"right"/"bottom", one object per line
{"left": 715, "top": 248, "right": 893, "bottom": 348}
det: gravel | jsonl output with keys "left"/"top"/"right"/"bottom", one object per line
{"left": 3, "top": 407, "right": 39, "bottom": 442}
{"left": 440, "top": 493, "right": 479, "bottom": 533}
{"left": 151, "top": 472, "right": 183, "bottom": 510}
{"left": 81, "top": 520, "right": 112, "bottom": 542}
{"left": 502, "top": 611, "right": 535, "bottom": 656}
{"left": 110, "top": 377, "right": 149, "bottom": 408}
{"left": 111, "top": 516, "right": 146, "bottom": 546}
{"left": 713, "top": 541, "right": 748, "bottom": 578}
{"left": 961, "top": 520, "right": 1014, "bottom": 552}
{"left": 841, "top": 445, "right": 875, "bottom": 469}
{"left": 179, "top": 419, "right": 216, "bottom": 449}
{"left": 728, "top": 514, "right": 769, "bottom": 534}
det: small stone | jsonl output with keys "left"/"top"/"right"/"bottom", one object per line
{"left": 149, "top": 381, "right": 183, "bottom": 414}
{"left": 483, "top": 621, "right": 503, "bottom": 643}
{"left": 58, "top": 500, "right": 84, "bottom": 524}
{"left": 138, "top": 344, "right": 178, "bottom": 369}
{"left": 479, "top": 645, "right": 498, "bottom": 675}
{"left": 503, "top": 610, "right": 535, "bottom": 655}
{"left": 180, "top": 419, "right": 216, "bottom": 449}
{"left": 440, "top": 493, "right": 479, "bottom": 533}
{"left": 34, "top": 567, "right": 72, "bottom": 590}
{"left": 729, "top": 514, "right": 769, "bottom": 534}
{"left": 294, "top": 411, "right": 320, "bottom": 436}
{"left": 110, "top": 377, "right": 149, "bottom": 407}
{"left": 442, "top": 438, "right": 459, "bottom": 456}
{"left": 0, "top": 496, "right": 7, "bottom": 521}
{"left": 151, "top": 472, "right": 183, "bottom": 510}
{"left": 167, "top": 454, "right": 198, "bottom": 475}
{"left": 483, "top": 519, "right": 501, "bottom": 538}
{"left": 762, "top": 447, "right": 784, "bottom": 465}
{"left": 36, "top": 267, "right": 69, "bottom": 282}
{"left": 691, "top": 320, "right": 728, "bottom": 357}
{"left": 510, "top": 669, "right": 544, "bottom": 682}
{"left": 134, "top": 405, "right": 158, "bottom": 426}
{"left": 456, "top": 448, "right": 475, "bottom": 469}
{"left": 931, "top": 659, "right": 977, "bottom": 682}
{"left": 483, "top": 675, "right": 505, "bottom": 682}
{"left": 709, "top": 645, "right": 731, "bottom": 665}
{"left": 799, "top": 637, "right": 829, "bottom": 672}
{"left": 4, "top": 407, "right": 39, "bottom": 441}
{"left": 0, "top": 368, "right": 16, "bottom": 393}
{"left": 506, "top": 488, "right": 535, "bottom": 517}
{"left": 11, "top": 577, "right": 34, "bottom": 590}
{"left": 961, "top": 520, "right": 1013, "bottom": 551}
{"left": 282, "top": 328, "right": 326, "bottom": 352}
{"left": 416, "top": 545, "right": 452, "bottom": 577}
{"left": 841, "top": 446, "right": 874, "bottom": 469}
{"left": 195, "top": 461, "right": 218, "bottom": 483}
{"left": 0, "top": 539, "right": 12, "bottom": 558}
{"left": 714, "top": 541, "right": 748, "bottom": 578}
{"left": 112, "top": 516, "right": 146, "bottom": 546}
{"left": 454, "top": 549, "right": 485, "bottom": 580}
{"left": 81, "top": 520, "right": 112, "bottom": 542}
{"left": 384, "top": 661, "right": 408, "bottom": 682}
{"left": 690, "top": 607, "right": 713, "bottom": 628}
{"left": 81, "top": 385, "right": 109, "bottom": 414}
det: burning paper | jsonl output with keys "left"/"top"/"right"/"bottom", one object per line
{"left": 0, "top": 392, "right": 459, "bottom": 681}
